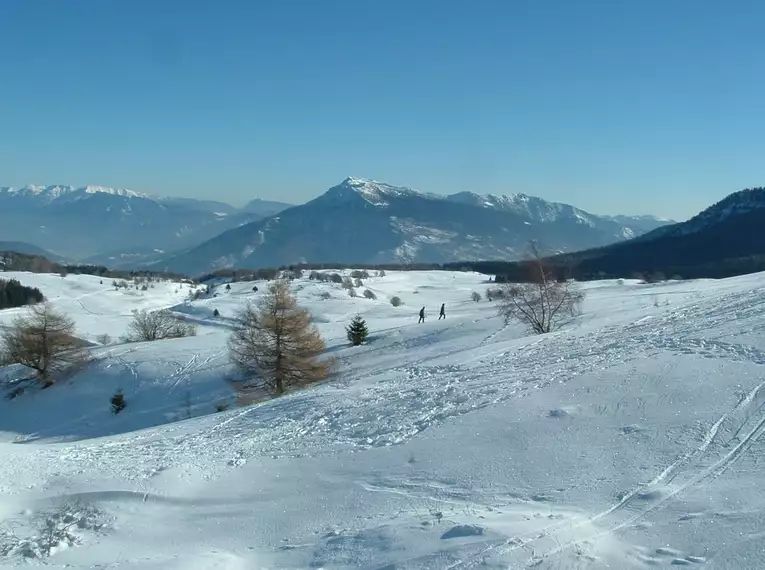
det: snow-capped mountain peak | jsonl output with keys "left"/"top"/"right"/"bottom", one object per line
{"left": 320, "top": 177, "right": 426, "bottom": 207}
{"left": 0, "top": 184, "right": 151, "bottom": 202}
{"left": 446, "top": 190, "right": 597, "bottom": 226}
{"left": 80, "top": 185, "right": 149, "bottom": 199}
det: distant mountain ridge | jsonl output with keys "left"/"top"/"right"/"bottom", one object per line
{"left": 0, "top": 241, "right": 66, "bottom": 263}
{"left": 0, "top": 185, "right": 292, "bottom": 265}
{"left": 154, "top": 177, "right": 672, "bottom": 275}
{"left": 477, "top": 186, "right": 765, "bottom": 281}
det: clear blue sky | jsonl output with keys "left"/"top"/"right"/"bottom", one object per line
{"left": 1, "top": 0, "right": 763, "bottom": 220}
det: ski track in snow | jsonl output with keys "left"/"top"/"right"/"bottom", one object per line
{"left": 1, "top": 272, "right": 765, "bottom": 568}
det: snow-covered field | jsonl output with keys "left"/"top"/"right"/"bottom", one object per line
{"left": 1, "top": 269, "right": 765, "bottom": 569}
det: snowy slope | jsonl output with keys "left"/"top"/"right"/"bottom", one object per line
{"left": 2, "top": 270, "right": 765, "bottom": 568}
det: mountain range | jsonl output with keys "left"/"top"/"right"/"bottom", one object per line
{"left": 152, "top": 178, "right": 671, "bottom": 275}
{"left": 475, "top": 187, "right": 765, "bottom": 281}
{"left": 0, "top": 179, "right": 673, "bottom": 275}
{"left": 0, "top": 185, "right": 292, "bottom": 265}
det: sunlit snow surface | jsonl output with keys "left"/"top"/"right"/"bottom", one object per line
{"left": 1, "top": 270, "right": 765, "bottom": 568}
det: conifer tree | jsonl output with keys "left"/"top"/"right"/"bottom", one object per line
{"left": 346, "top": 314, "right": 369, "bottom": 346}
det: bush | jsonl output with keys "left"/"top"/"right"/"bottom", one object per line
{"left": 125, "top": 309, "right": 197, "bottom": 342}
{"left": 363, "top": 289, "right": 377, "bottom": 300}
{"left": 348, "top": 287, "right": 358, "bottom": 298}
{"left": 329, "top": 273, "right": 343, "bottom": 284}
{"left": 111, "top": 389, "right": 126, "bottom": 414}
{"left": 0, "top": 502, "right": 110, "bottom": 559}
{"left": 346, "top": 314, "right": 369, "bottom": 346}
{"left": 351, "top": 270, "right": 370, "bottom": 280}
{"left": 471, "top": 291, "right": 481, "bottom": 302}
{"left": 96, "top": 333, "right": 112, "bottom": 345}
{"left": 341, "top": 277, "right": 354, "bottom": 289}
{"left": 486, "top": 287, "right": 505, "bottom": 301}
{"left": 390, "top": 296, "right": 403, "bottom": 307}
{"left": 319, "top": 291, "right": 332, "bottom": 300}
{"left": 215, "top": 401, "right": 230, "bottom": 413}
{"left": 354, "top": 278, "right": 364, "bottom": 287}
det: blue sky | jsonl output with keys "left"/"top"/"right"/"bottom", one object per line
{"left": 0, "top": 0, "right": 763, "bottom": 220}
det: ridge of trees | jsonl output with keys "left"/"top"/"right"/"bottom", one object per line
{"left": 0, "top": 251, "right": 189, "bottom": 282}
{"left": 0, "top": 278, "right": 44, "bottom": 310}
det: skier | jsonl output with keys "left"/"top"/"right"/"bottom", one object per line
{"left": 418, "top": 306, "right": 425, "bottom": 323}
{"left": 439, "top": 303, "right": 446, "bottom": 320}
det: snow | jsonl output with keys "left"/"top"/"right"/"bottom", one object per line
{"left": 0, "top": 185, "right": 149, "bottom": 201}
{"left": 1, "top": 269, "right": 765, "bottom": 568}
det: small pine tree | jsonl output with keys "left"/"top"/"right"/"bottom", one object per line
{"left": 346, "top": 314, "right": 369, "bottom": 346}
{"left": 226, "top": 283, "right": 232, "bottom": 291}
{"left": 213, "top": 308, "right": 220, "bottom": 317}
{"left": 111, "top": 389, "right": 126, "bottom": 414}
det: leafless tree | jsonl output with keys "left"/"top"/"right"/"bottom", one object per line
{"left": 228, "top": 279, "right": 331, "bottom": 395}
{"left": 125, "top": 309, "right": 197, "bottom": 342}
{"left": 96, "top": 333, "right": 112, "bottom": 345}
{"left": 0, "top": 302, "right": 89, "bottom": 387}
{"left": 497, "top": 242, "right": 584, "bottom": 335}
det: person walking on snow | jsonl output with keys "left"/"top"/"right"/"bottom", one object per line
{"left": 439, "top": 303, "right": 446, "bottom": 320}
{"left": 418, "top": 306, "right": 425, "bottom": 323}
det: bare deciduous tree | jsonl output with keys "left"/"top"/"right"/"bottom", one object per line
{"left": 0, "top": 302, "right": 89, "bottom": 387}
{"left": 497, "top": 243, "right": 584, "bottom": 335}
{"left": 125, "top": 309, "right": 197, "bottom": 342}
{"left": 228, "top": 279, "right": 331, "bottom": 395}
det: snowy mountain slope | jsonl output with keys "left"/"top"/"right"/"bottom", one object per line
{"left": 447, "top": 192, "right": 675, "bottom": 236}
{"left": 157, "top": 177, "right": 668, "bottom": 275}
{"left": 0, "top": 272, "right": 192, "bottom": 345}
{"left": 0, "top": 185, "right": 264, "bottom": 263}
{"left": 2, "top": 270, "right": 765, "bottom": 568}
